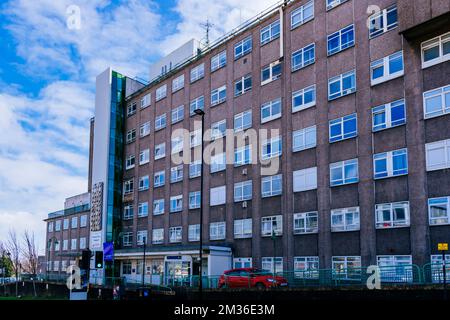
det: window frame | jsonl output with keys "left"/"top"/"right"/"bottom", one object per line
{"left": 327, "top": 24, "right": 355, "bottom": 56}
{"left": 291, "top": 43, "right": 315, "bottom": 72}
{"left": 211, "top": 50, "right": 227, "bottom": 72}
{"left": 260, "top": 19, "right": 280, "bottom": 46}
{"left": 190, "top": 63, "right": 205, "bottom": 83}
{"left": 261, "top": 174, "right": 282, "bottom": 198}
{"left": 369, "top": 5, "right": 398, "bottom": 39}
{"left": 375, "top": 201, "right": 410, "bottom": 229}
{"left": 211, "top": 85, "right": 227, "bottom": 106}
{"left": 234, "top": 218, "right": 252, "bottom": 239}
{"left": 370, "top": 51, "right": 404, "bottom": 86}
{"left": 292, "top": 85, "right": 316, "bottom": 113}
{"left": 261, "top": 98, "right": 282, "bottom": 123}
{"left": 329, "top": 113, "right": 358, "bottom": 143}
{"left": 421, "top": 32, "right": 450, "bottom": 69}
{"left": 372, "top": 99, "right": 406, "bottom": 132}
{"left": 428, "top": 196, "right": 450, "bottom": 226}
{"left": 373, "top": 148, "right": 408, "bottom": 179}
{"left": 261, "top": 61, "right": 282, "bottom": 85}
{"left": 426, "top": 139, "right": 450, "bottom": 171}
{"left": 331, "top": 207, "right": 360, "bottom": 232}
{"left": 293, "top": 125, "right": 316, "bottom": 152}
{"left": 234, "top": 36, "right": 252, "bottom": 60}
{"left": 293, "top": 211, "right": 318, "bottom": 234}
{"left": 328, "top": 70, "right": 356, "bottom": 100}
{"left": 291, "top": 0, "right": 314, "bottom": 29}
{"left": 261, "top": 215, "right": 283, "bottom": 237}
{"left": 330, "top": 159, "right": 359, "bottom": 186}
{"left": 423, "top": 85, "right": 450, "bottom": 119}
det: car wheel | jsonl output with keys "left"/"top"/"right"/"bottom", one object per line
{"left": 255, "top": 283, "right": 265, "bottom": 290}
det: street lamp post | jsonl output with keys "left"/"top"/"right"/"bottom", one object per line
{"left": 194, "top": 108, "right": 205, "bottom": 300}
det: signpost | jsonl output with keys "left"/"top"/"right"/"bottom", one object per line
{"left": 438, "top": 243, "right": 448, "bottom": 300}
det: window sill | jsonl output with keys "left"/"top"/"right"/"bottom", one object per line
{"left": 261, "top": 114, "right": 282, "bottom": 124}
{"left": 328, "top": 88, "right": 356, "bottom": 101}
{"left": 374, "top": 173, "right": 408, "bottom": 180}
{"left": 371, "top": 72, "right": 404, "bottom": 86}
{"left": 327, "top": 43, "right": 355, "bottom": 58}
{"left": 372, "top": 122, "right": 406, "bottom": 132}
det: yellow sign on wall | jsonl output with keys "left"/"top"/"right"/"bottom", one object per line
{"left": 438, "top": 243, "right": 449, "bottom": 251}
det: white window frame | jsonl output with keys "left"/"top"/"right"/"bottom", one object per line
{"left": 210, "top": 153, "right": 226, "bottom": 173}
{"left": 154, "top": 143, "right": 166, "bottom": 160}
{"left": 211, "top": 85, "right": 227, "bottom": 106}
{"left": 330, "top": 159, "right": 359, "bottom": 186}
{"left": 261, "top": 215, "right": 283, "bottom": 237}
{"left": 190, "top": 96, "right": 204, "bottom": 116}
{"left": 189, "top": 160, "right": 202, "bottom": 178}
{"left": 370, "top": 51, "right": 404, "bottom": 86}
{"left": 428, "top": 196, "right": 450, "bottom": 226}
{"left": 292, "top": 85, "right": 316, "bottom": 112}
{"left": 326, "top": 0, "right": 348, "bottom": 11}
{"left": 170, "top": 165, "right": 183, "bottom": 183}
{"left": 123, "top": 179, "right": 134, "bottom": 194}
{"left": 234, "top": 36, "right": 252, "bottom": 60}
{"left": 189, "top": 191, "right": 201, "bottom": 209}
{"left": 234, "top": 110, "right": 252, "bottom": 132}
{"left": 190, "top": 63, "right": 205, "bottom": 83}
{"left": 234, "top": 180, "right": 252, "bottom": 202}
{"left": 188, "top": 224, "right": 200, "bottom": 242}
{"left": 172, "top": 74, "right": 185, "bottom": 93}
{"left": 260, "top": 19, "right": 280, "bottom": 45}
{"left": 210, "top": 185, "right": 226, "bottom": 206}
{"left": 139, "top": 149, "right": 150, "bottom": 165}
{"left": 170, "top": 195, "right": 183, "bottom": 213}
{"left": 210, "top": 222, "right": 226, "bottom": 240}
{"left": 141, "top": 93, "right": 151, "bottom": 109}
{"left": 171, "top": 136, "right": 184, "bottom": 154}
{"left": 327, "top": 24, "right": 354, "bottom": 56}
{"left": 291, "top": 0, "right": 314, "bottom": 29}
{"left": 331, "top": 207, "right": 360, "bottom": 232}
{"left": 261, "top": 98, "right": 282, "bottom": 123}
{"left": 211, "top": 119, "right": 227, "bottom": 140}
{"left": 138, "top": 175, "right": 149, "bottom": 191}
{"left": 261, "top": 174, "right": 282, "bottom": 197}
{"left": 153, "top": 170, "right": 165, "bottom": 188}
{"left": 332, "top": 256, "right": 361, "bottom": 280}
{"left": 190, "top": 130, "right": 202, "bottom": 148}
{"left": 292, "top": 43, "right": 315, "bottom": 72}
{"left": 293, "top": 125, "right": 316, "bottom": 152}
{"left": 234, "top": 258, "right": 253, "bottom": 269}
{"left": 234, "top": 219, "right": 252, "bottom": 239}
{"left": 375, "top": 201, "right": 410, "bottom": 229}
{"left": 373, "top": 148, "right": 408, "bottom": 179}
{"left": 126, "top": 129, "right": 136, "bottom": 143}
{"left": 234, "top": 145, "right": 252, "bottom": 167}
{"left": 138, "top": 202, "right": 148, "bottom": 217}
{"left": 155, "top": 114, "right": 166, "bottom": 131}
{"left": 294, "top": 256, "right": 319, "bottom": 279}
{"left": 153, "top": 199, "right": 165, "bottom": 215}
{"left": 261, "top": 136, "right": 282, "bottom": 160}
{"left": 152, "top": 228, "right": 164, "bottom": 244}
{"left": 261, "top": 61, "right": 282, "bottom": 85}
{"left": 125, "top": 155, "right": 135, "bottom": 170}
{"left": 426, "top": 139, "right": 450, "bottom": 171}
{"left": 293, "top": 212, "right": 318, "bottom": 234}
{"left": 169, "top": 227, "right": 182, "bottom": 243}
{"left": 369, "top": 5, "right": 398, "bottom": 39}
{"left": 328, "top": 70, "right": 356, "bottom": 100}
{"left": 423, "top": 85, "right": 450, "bottom": 119}
{"left": 211, "top": 50, "right": 227, "bottom": 72}
{"left": 127, "top": 102, "right": 137, "bottom": 116}
{"left": 262, "top": 257, "right": 283, "bottom": 274}
{"left": 234, "top": 74, "right": 252, "bottom": 97}
{"left": 156, "top": 84, "right": 167, "bottom": 101}
{"left": 80, "top": 215, "right": 87, "bottom": 227}
{"left": 171, "top": 105, "right": 184, "bottom": 124}
{"left": 140, "top": 121, "right": 150, "bottom": 137}
{"left": 372, "top": 99, "right": 406, "bottom": 131}
{"left": 329, "top": 113, "right": 357, "bottom": 143}
{"left": 421, "top": 32, "right": 450, "bottom": 69}
{"left": 293, "top": 167, "right": 317, "bottom": 192}
{"left": 137, "top": 230, "right": 148, "bottom": 246}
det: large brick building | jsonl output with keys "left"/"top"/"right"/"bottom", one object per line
{"left": 86, "top": 0, "right": 450, "bottom": 285}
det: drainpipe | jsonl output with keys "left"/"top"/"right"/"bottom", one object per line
{"left": 279, "top": 6, "right": 284, "bottom": 60}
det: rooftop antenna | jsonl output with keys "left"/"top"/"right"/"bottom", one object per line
{"left": 200, "top": 19, "right": 214, "bottom": 48}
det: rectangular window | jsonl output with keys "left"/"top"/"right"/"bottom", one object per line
{"left": 211, "top": 50, "right": 227, "bottom": 72}
{"left": 139, "top": 149, "right": 150, "bottom": 165}
{"left": 171, "top": 136, "right": 183, "bottom": 154}
{"left": 369, "top": 5, "right": 398, "bottom": 39}
{"left": 189, "top": 160, "right": 202, "bottom": 178}
{"left": 261, "top": 19, "right": 280, "bottom": 45}
{"left": 210, "top": 222, "right": 226, "bottom": 240}
{"left": 170, "top": 195, "right": 183, "bottom": 213}
{"left": 190, "top": 130, "right": 202, "bottom": 148}
{"left": 261, "top": 215, "right": 283, "bottom": 236}
{"left": 154, "top": 143, "right": 166, "bottom": 160}
{"left": 327, "top": 24, "right": 354, "bottom": 56}
{"left": 262, "top": 257, "right": 283, "bottom": 274}
{"left": 190, "top": 95, "right": 204, "bottom": 116}
{"left": 190, "top": 63, "right": 205, "bottom": 83}
{"left": 234, "top": 36, "right": 252, "bottom": 60}
{"left": 294, "top": 256, "right": 319, "bottom": 279}
{"left": 431, "top": 255, "right": 450, "bottom": 283}
{"left": 138, "top": 202, "right": 148, "bottom": 217}
{"left": 48, "top": 221, "right": 54, "bottom": 232}
{"left": 141, "top": 93, "right": 151, "bottom": 109}
{"left": 170, "top": 165, "right": 183, "bottom": 183}
{"left": 172, "top": 75, "right": 184, "bottom": 93}
{"left": 152, "top": 229, "right": 164, "bottom": 244}
{"left": 71, "top": 217, "right": 77, "bottom": 229}
{"left": 374, "top": 148, "right": 408, "bottom": 179}
{"left": 156, "top": 84, "right": 167, "bottom": 101}
{"left": 371, "top": 51, "right": 404, "bottom": 86}
{"left": 332, "top": 256, "right": 361, "bottom": 280}
{"left": 422, "top": 32, "right": 450, "bottom": 69}
{"left": 138, "top": 175, "right": 149, "bottom": 191}
{"left": 234, "top": 258, "right": 253, "bottom": 269}
{"left": 426, "top": 139, "right": 450, "bottom": 171}
{"left": 375, "top": 201, "right": 410, "bottom": 229}
{"left": 326, "top": 0, "right": 348, "bottom": 11}
{"left": 171, "top": 105, "right": 184, "bottom": 124}
{"left": 293, "top": 212, "right": 318, "bottom": 234}
{"left": 292, "top": 43, "right": 315, "bottom": 71}
{"left": 71, "top": 239, "right": 77, "bottom": 250}
{"left": 210, "top": 185, "right": 226, "bottom": 206}
{"left": 293, "top": 167, "right": 317, "bottom": 192}
{"left": 261, "top": 174, "right": 282, "bottom": 197}
{"left": 261, "top": 61, "right": 282, "bottom": 85}
{"left": 153, "top": 199, "right": 164, "bottom": 215}
{"left": 330, "top": 159, "right": 359, "bottom": 186}
{"left": 126, "top": 129, "right": 136, "bottom": 143}
{"left": 234, "top": 145, "right": 252, "bottom": 167}
{"left": 62, "top": 239, "right": 68, "bottom": 250}
{"left": 188, "top": 224, "right": 200, "bottom": 242}
{"left": 79, "top": 238, "right": 86, "bottom": 250}
{"left": 169, "top": 227, "right": 182, "bottom": 243}
{"left": 127, "top": 102, "right": 137, "bottom": 116}
{"left": 292, "top": 85, "right": 316, "bottom": 112}
{"left": 155, "top": 114, "right": 166, "bottom": 131}
{"left": 137, "top": 230, "right": 148, "bottom": 245}
{"left": 211, "top": 119, "right": 226, "bottom": 140}
{"left": 331, "top": 207, "right": 360, "bottom": 232}
{"left": 211, "top": 85, "right": 227, "bottom": 106}
{"left": 428, "top": 196, "right": 450, "bottom": 226}
{"left": 423, "top": 85, "right": 450, "bottom": 119}
{"left": 329, "top": 113, "right": 357, "bottom": 143}
{"left": 80, "top": 215, "right": 87, "bottom": 227}
{"left": 293, "top": 125, "right": 316, "bottom": 152}
{"left": 55, "top": 220, "right": 61, "bottom": 231}
{"left": 123, "top": 179, "right": 134, "bottom": 194}
{"left": 234, "top": 219, "right": 252, "bottom": 239}
{"left": 189, "top": 191, "right": 201, "bottom": 209}
{"left": 291, "top": 0, "right": 314, "bottom": 29}
{"left": 234, "top": 180, "right": 252, "bottom": 202}
{"left": 372, "top": 99, "right": 406, "bottom": 131}
{"left": 328, "top": 70, "right": 356, "bottom": 100}
{"left": 261, "top": 98, "right": 282, "bottom": 123}
{"left": 140, "top": 121, "right": 151, "bottom": 137}
{"left": 234, "top": 74, "right": 252, "bottom": 97}
{"left": 377, "top": 255, "right": 413, "bottom": 283}
{"left": 125, "top": 155, "right": 135, "bottom": 170}
{"left": 210, "top": 153, "right": 226, "bottom": 173}
{"left": 154, "top": 170, "right": 165, "bottom": 188}
{"left": 262, "top": 136, "right": 282, "bottom": 160}
{"left": 234, "top": 110, "right": 252, "bottom": 132}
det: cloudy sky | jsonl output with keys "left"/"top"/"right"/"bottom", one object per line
{"left": 0, "top": 0, "right": 279, "bottom": 253}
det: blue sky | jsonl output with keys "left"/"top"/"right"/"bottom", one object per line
{"left": 0, "top": 0, "right": 278, "bottom": 253}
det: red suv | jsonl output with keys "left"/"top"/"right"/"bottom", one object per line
{"left": 218, "top": 268, "right": 288, "bottom": 289}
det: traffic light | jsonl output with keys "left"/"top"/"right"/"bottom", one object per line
{"left": 95, "top": 251, "right": 104, "bottom": 269}
{"left": 81, "top": 249, "right": 91, "bottom": 270}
